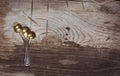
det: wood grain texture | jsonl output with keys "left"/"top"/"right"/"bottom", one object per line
{"left": 1, "top": 0, "right": 119, "bottom": 49}
{"left": 0, "top": 45, "right": 120, "bottom": 76}
{"left": 0, "top": 0, "right": 120, "bottom": 75}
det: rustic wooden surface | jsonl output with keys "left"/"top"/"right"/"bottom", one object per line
{"left": 0, "top": 45, "right": 120, "bottom": 76}
{"left": 0, "top": 0, "right": 120, "bottom": 76}
{"left": 0, "top": 0, "right": 120, "bottom": 49}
